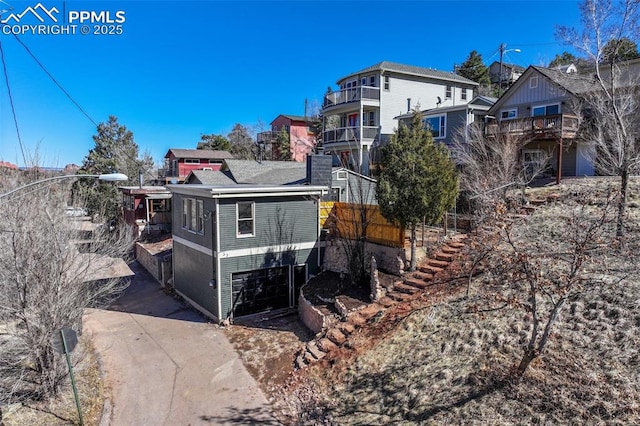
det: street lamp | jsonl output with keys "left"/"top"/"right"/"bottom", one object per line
{"left": 498, "top": 43, "right": 521, "bottom": 95}
{"left": 0, "top": 173, "right": 129, "bottom": 199}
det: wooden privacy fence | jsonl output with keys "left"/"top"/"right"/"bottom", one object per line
{"left": 320, "top": 201, "right": 405, "bottom": 248}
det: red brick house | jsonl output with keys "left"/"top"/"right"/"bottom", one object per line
{"left": 161, "top": 149, "right": 234, "bottom": 184}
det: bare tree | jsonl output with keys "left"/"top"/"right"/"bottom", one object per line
{"left": 557, "top": 0, "right": 640, "bottom": 237}
{"left": 324, "top": 155, "right": 379, "bottom": 287}
{"left": 0, "top": 182, "right": 134, "bottom": 402}
{"left": 451, "top": 123, "right": 550, "bottom": 223}
{"left": 466, "top": 188, "right": 632, "bottom": 378}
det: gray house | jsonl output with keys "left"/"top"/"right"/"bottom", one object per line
{"left": 168, "top": 184, "right": 327, "bottom": 321}
{"left": 328, "top": 167, "right": 377, "bottom": 205}
{"left": 486, "top": 65, "right": 599, "bottom": 178}
{"left": 396, "top": 95, "right": 496, "bottom": 147}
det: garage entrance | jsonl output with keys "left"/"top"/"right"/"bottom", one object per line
{"left": 231, "top": 265, "right": 308, "bottom": 317}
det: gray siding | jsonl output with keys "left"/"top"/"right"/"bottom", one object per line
{"left": 171, "top": 193, "right": 216, "bottom": 250}
{"left": 173, "top": 241, "right": 217, "bottom": 318}
{"left": 218, "top": 197, "right": 319, "bottom": 252}
{"left": 500, "top": 74, "right": 571, "bottom": 118}
{"left": 444, "top": 110, "right": 467, "bottom": 146}
{"left": 219, "top": 248, "right": 317, "bottom": 318}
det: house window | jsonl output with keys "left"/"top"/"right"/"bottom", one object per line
{"left": 330, "top": 187, "right": 341, "bottom": 202}
{"left": 182, "top": 198, "right": 189, "bottom": 229}
{"left": 208, "top": 159, "right": 222, "bottom": 165}
{"left": 190, "top": 199, "right": 197, "bottom": 231}
{"left": 336, "top": 171, "right": 348, "bottom": 180}
{"left": 424, "top": 115, "right": 446, "bottom": 139}
{"left": 182, "top": 197, "right": 204, "bottom": 234}
{"left": 445, "top": 85, "right": 452, "bottom": 99}
{"left": 461, "top": 88, "right": 467, "bottom": 100}
{"left": 530, "top": 76, "right": 538, "bottom": 89}
{"left": 185, "top": 159, "right": 200, "bottom": 164}
{"left": 383, "top": 75, "right": 390, "bottom": 91}
{"left": 532, "top": 103, "right": 560, "bottom": 117}
{"left": 150, "top": 199, "right": 169, "bottom": 213}
{"left": 196, "top": 200, "right": 204, "bottom": 233}
{"left": 237, "top": 201, "right": 255, "bottom": 237}
{"left": 369, "top": 76, "right": 375, "bottom": 86}
{"left": 368, "top": 111, "right": 375, "bottom": 126}
{"left": 123, "top": 195, "right": 134, "bottom": 210}
{"left": 523, "top": 149, "right": 546, "bottom": 174}
{"left": 500, "top": 109, "right": 517, "bottom": 120}
{"left": 361, "top": 77, "right": 367, "bottom": 86}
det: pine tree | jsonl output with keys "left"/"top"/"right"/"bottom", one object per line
{"left": 76, "top": 116, "right": 149, "bottom": 218}
{"left": 197, "top": 133, "right": 231, "bottom": 151}
{"left": 456, "top": 50, "right": 490, "bottom": 89}
{"left": 377, "top": 110, "right": 459, "bottom": 271}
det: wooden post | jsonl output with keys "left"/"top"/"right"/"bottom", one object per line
{"left": 556, "top": 138, "right": 563, "bottom": 185}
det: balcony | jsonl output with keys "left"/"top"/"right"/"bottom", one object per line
{"left": 486, "top": 114, "right": 579, "bottom": 139}
{"left": 323, "top": 126, "right": 379, "bottom": 145}
{"left": 256, "top": 130, "right": 279, "bottom": 144}
{"left": 323, "top": 86, "right": 381, "bottom": 110}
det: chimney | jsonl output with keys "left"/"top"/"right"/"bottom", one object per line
{"left": 306, "top": 154, "right": 332, "bottom": 190}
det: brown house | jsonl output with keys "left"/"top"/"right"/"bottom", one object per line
{"left": 120, "top": 186, "right": 172, "bottom": 237}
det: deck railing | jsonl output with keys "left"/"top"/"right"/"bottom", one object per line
{"left": 323, "top": 126, "right": 379, "bottom": 144}
{"left": 486, "top": 114, "right": 579, "bottom": 138}
{"left": 323, "top": 86, "right": 381, "bottom": 108}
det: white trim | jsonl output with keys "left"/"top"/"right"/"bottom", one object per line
{"left": 531, "top": 103, "right": 560, "bottom": 117}
{"left": 500, "top": 108, "right": 517, "bottom": 120}
{"left": 236, "top": 201, "right": 255, "bottom": 238}
{"left": 423, "top": 114, "right": 446, "bottom": 139}
{"left": 215, "top": 199, "right": 222, "bottom": 320}
{"left": 175, "top": 289, "right": 219, "bottom": 322}
{"left": 172, "top": 235, "right": 213, "bottom": 256}
{"left": 218, "top": 241, "right": 318, "bottom": 259}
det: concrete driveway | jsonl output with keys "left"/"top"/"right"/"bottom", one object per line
{"left": 84, "top": 262, "right": 275, "bottom": 425}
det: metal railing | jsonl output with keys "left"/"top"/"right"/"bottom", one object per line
{"left": 323, "top": 126, "right": 379, "bottom": 144}
{"left": 323, "top": 86, "right": 380, "bottom": 108}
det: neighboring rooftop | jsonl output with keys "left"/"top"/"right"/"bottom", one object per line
{"left": 185, "top": 159, "right": 307, "bottom": 186}
{"left": 338, "top": 61, "right": 479, "bottom": 86}
{"left": 164, "top": 149, "right": 234, "bottom": 159}
{"left": 271, "top": 114, "right": 317, "bottom": 124}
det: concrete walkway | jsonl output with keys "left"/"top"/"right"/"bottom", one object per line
{"left": 84, "top": 263, "right": 275, "bottom": 425}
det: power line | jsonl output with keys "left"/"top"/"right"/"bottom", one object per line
{"left": 0, "top": 36, "right": 28, "bottom": 166}
{"left": 7, "top": 33, "right": 157, "bottom": 180}
{"left": 11, "top": 33, "right": 98, "bottom": 127}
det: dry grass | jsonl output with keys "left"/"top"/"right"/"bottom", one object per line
{"left": 282, "top": 177, "right": 640, "bottom": 425}
{"left": 2, "top": 338, "right": 106, "bottom": 426}
{"left": 223, "top": 312, "right": 314, "bottom": 397}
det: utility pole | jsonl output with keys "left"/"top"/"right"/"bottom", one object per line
{"left": 498, "top": 43, "right": 521, "bottom": 96}
{"left": 499, "top": 43, "right": 506, "bottom": 95}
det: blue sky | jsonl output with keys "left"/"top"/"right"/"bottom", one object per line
{"left": 0, "top": 0, "right": 583, "bottom": 168}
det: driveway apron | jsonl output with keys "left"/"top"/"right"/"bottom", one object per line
{"left": 84, "top": 262, "right": 273, "bottom": 425}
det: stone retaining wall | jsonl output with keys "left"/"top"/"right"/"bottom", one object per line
{"left": 298, "top": 287, "right": 328, "bottom": 334}
{"left": 135, "top": 243, "right": 172, "bottom": 287}
{"left": 323, "top": 238, "right": 405, "bottom": 275}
